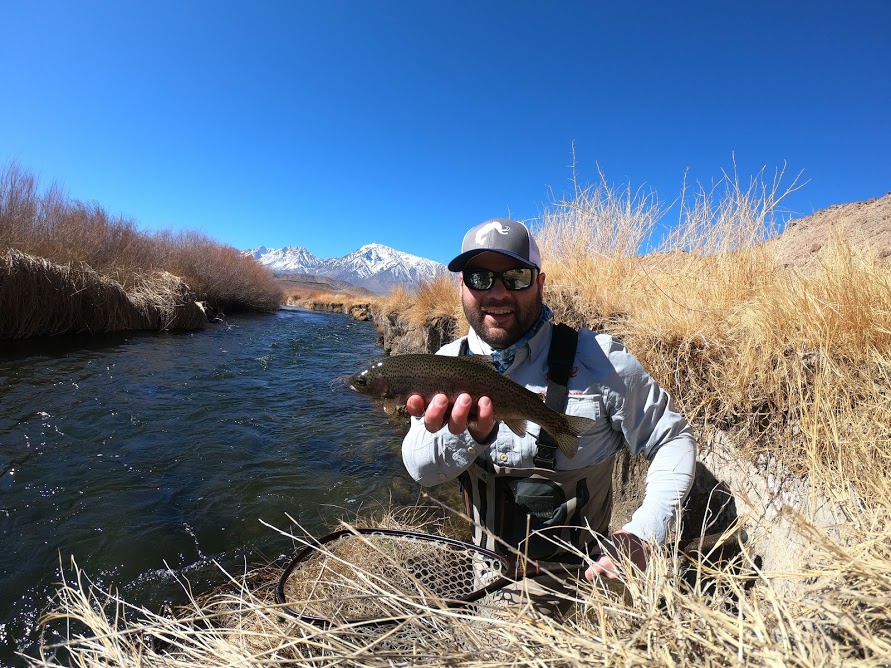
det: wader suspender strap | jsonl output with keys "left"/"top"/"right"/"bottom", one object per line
{"left": 533, "top": 323, "right": 578, "bottom": 469}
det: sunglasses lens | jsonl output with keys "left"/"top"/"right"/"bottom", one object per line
{"left": 464, "top": 270, "right": 495, "bottom": 290}
{"left": 502, "top": 268, "right": 533, "bottom": 290}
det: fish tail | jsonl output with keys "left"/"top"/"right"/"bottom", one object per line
{"left": 556, "top": 415, "right": 598, "bottom": 459}
{"left": 553, "top": 433, "right": 576, "bottom": 459}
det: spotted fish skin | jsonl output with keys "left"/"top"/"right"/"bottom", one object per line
{"left": 349, "top": 354, "right": 596, "bottom": 458}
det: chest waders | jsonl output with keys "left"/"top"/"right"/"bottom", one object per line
{"left": 457, "top": 324, "right": 615, "bottom": 562}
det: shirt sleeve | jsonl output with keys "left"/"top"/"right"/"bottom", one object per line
{"left": 602, "top": 340, "right": 694, "bottom": 459}
{"left": 622, "top": 438, "right": 696, "bottom": 542}
{"left": 401, "top": 416, "right": 481, "bottom": 487}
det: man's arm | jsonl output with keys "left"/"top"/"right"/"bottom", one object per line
{"left": 623, "top": 437, "right": 696, "bottom": 542}
{"left": 601, "top": 338, "right": 697, "bottom": 541}
{"left": 584, "top": 437, "right": 696, "bottom": 580}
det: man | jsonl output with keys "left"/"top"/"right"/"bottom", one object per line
{"left": 402, "top": 218, "right": 696, "bottom": 581}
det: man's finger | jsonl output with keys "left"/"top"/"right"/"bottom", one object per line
{"left": 448, "top": 393, "right": 472, "bottom": 435}
{"left": 405, "top": 394, "right": 426, "bottom": 417}
{"left": 585, "top": 555, "right": 620, "bottom": 581}
{"left": 423, "top": 394, "right": 449, "bottom": 433}
{"left": 467, "top": 396, "right": 495, "bottom": 442}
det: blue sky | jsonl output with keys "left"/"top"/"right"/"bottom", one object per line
{"left": 2, "top": 1, "right": 889, "bottom": 265}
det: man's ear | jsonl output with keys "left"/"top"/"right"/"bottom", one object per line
{"left": 538, "top": 271, "right": 546, "bottom": 287}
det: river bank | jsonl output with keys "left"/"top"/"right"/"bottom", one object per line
{"left": 284, "top": 292, "right": 454, "bottom": 355}
{"left": 25, "top": 283, "right": 891, "bottom": 666}
{"left": 1, "top": 249, "right": 209, "bottom": 338}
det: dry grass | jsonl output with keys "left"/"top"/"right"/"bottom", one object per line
{"left": 28, "top": 501, "right": 891, "bottom": 667}
{"left": 286, "top": 288, "right": 380, "bottom": 317}
{"left": 403, "top": 276, "right": 461, "bottom": 327}
{"left": 0, "top": 250, "right": 207, "bottom": 338}
{"left": 380, "top": 278, "right": 463, "bottom": 328}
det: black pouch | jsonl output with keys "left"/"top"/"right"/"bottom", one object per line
{"left": 496, "top": 476, "right": 569, "bottom": 561}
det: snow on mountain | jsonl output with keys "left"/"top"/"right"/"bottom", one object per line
{"left": 244, "top": 245, "right": 322, "bottom": 273}
{"left": 244, "top": 243, "right": 447, "bottom": 294}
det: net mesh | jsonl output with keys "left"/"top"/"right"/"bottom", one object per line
{"left": 281, "top": 532, "right": 506, "bottom": 622}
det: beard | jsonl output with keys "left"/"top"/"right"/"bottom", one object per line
{"left": 462, "top": 287, "right": 544, "bottom": 349}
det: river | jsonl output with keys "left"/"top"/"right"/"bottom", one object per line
{"left": 0, "top": 307, "right": 422, "bottom": 665}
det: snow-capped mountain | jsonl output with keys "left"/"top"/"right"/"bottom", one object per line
{"left": 244, "top": 245, "right": 322, "bottom": 273}
{"left": 244, "top": 243, "right": 447, "bottom": 294}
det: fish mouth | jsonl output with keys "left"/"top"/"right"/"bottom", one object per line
{"left": 333, "top": 375, "right": 354, "bottom": 391}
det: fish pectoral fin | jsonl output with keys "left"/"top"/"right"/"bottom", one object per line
{"left": 503, "top": 418, "right": 528, "bottom": 437}
{"left": 382, "top": 398, "right": 401, "bottom": 415}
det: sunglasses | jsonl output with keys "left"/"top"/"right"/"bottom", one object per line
{"left": 462, "top": 267, "right": 538, "bottom": 291}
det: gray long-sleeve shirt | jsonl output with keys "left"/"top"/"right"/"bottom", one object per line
{"left": 401, "top": 322, "right": 697, "bottom": 543}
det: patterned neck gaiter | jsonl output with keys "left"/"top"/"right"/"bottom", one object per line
{"left": 489, "top": 305, "right": 554, "bottom": 373}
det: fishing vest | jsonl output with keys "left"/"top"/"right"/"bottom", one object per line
{"left": 457, "top": 324, "right": 616, "bottom": 562}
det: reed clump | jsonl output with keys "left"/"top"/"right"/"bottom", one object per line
{"left": 0, "top": 249, "right": 209, "bottom": 338}
{"left": 0, "top": 162, "right": 282, "bottom": 338}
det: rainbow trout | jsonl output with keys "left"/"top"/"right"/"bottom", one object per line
{"left": 349, "top": 354, "right": 597, "bottom": 459}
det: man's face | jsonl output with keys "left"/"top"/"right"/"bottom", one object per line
{"left": 460, "top": 252, "right": 545, "bottom": 349}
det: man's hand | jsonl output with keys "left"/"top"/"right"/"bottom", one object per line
{"left": 405, "top": 393, "right": 496, "bottom": 442}
{"left": 584, "top": 530, "right": 648, "bottom": 581}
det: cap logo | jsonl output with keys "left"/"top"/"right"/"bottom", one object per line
{"left": 475, "top": 221, "right": 510, "bottom": 245}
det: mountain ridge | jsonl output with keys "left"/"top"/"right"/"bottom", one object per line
{"left": 244, "top": 242, "right": 447, "bottom": 294}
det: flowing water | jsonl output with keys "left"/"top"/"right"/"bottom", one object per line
{"left": 0, "top": 307, "right": 420, "bottom": 665}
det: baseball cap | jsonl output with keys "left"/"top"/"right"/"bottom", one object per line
{"left": 447, "top": 218, "right": 542, "bottom": 272}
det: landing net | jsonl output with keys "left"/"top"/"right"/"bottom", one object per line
{"left": 278, "top": 530, "right": 508, "bottom": 623}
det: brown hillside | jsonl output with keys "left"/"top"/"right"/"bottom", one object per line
{"left": 769, "top": 192, "right": 891, "bottom": 269}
